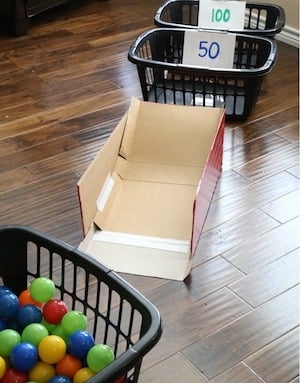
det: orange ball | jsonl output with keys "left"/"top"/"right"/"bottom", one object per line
{"left": 18, "top": 289, "right": 42, "bottom": 307}
{"left": 55, "top": 354, "right": 82, "bottom": 379}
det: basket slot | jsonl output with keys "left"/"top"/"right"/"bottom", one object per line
{"left": 128, "top": 29, "right": 274, "bottom": 119}
{"left": 154, "top": 0, "right": 285, "bottom": 37}
{"left": 0, "top": 225, "right": 162, "bottom": 383}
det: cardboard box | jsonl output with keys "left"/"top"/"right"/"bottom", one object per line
{"left": 77, "top": 97, "right": 225, "bottom": 281}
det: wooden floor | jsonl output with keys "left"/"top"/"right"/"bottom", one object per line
{"left": 0, "top": 0, "right": 299, "bottom": 382}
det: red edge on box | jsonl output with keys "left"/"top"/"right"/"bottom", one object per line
{"left": 191, "top": 111, "right": 225, "bottom": 255}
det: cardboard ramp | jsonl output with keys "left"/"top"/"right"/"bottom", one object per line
{"left": 77, "top": 97, "right": 225, "bottom": 281}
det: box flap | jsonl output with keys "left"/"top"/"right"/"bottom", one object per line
{"left": 79, "top": 224, "right": 192, "bottom": 281}
{"left": 120, "top": 98, "right": 223, "bottom": 167}
{"left": 77, "top": 114, "right": 127, "bottom": 235}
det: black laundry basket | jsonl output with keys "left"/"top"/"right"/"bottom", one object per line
{"left": 128, "top": 28, "right": 277, "bottom": 120}
{"left": 154, "top": 0, "right": 285, "bottom": 38}
{"left": 0, "top": 225, "right": 162, "bottom": 383}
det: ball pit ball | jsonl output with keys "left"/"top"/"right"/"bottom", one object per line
{"left": 73, "top": 367, "right": 95, "bottom": 383}
{"left": 0, "top": 280, "right": 118, "bottom": 383}
{"left": 68, "top": 331, "right": 95, "bottom": 359}
{"left": 21, "top": 323, "right": 49, "bottom": 347}
{"left": 43, "top": 299, "right": 68, "bottom": 325}
{"left": 48, "top": 376, "right": 72, "bottom": 383}
{"left": 18, "top": 289, "right": 42, "bottom": 308}
{"left": 40, "top": 318, "right": 56, "bottom": 334}
{"left": 1, "top": 367, "right": 28, "bottom": 383}
{"left": 86, "top": 344, "right": 115, "bottom": 373}
{"left": 0, "top": 329, "right": 21, "bottom": 357}
{"left": 16, "top": 304, "right": 42, "bottom": 330}
{"left": 55, "top": 354, "right": 82, "bottom": 379}
{"left": 29, "top": 277, "right": 56, "bottom": 303}
{"left": 10, "top": 342, "right": 38, "bottom": 372}
{"left": 61, "top": 311, "right": 87, "bottom": 336}
{"left": 28, "top": 361, "right": 56, "bottom": 383}
{"left": 38, "top": 335, "right": 67, "bottom": 364}
{"left": 0, "top": 286, "right": 12, "bottom": 296}
{"left": 0, "top": 291, "right": 19, "bottom": 319}
{"left": 0, "top": 356, "right": 6, "bottom": 379}
{"left": 50, "top": 324, "right": 69, "bottom": 343}
{"left": 0, "top": 318, "right": 7, "bottom": 331}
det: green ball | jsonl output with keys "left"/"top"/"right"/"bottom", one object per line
{"left": 86, "top": 344, "right": 115, "bottom": 373}
{"left": 22, "top": 323, "right": 49, "bottom": 347}
{"left": 0, "top": 329, "right": 21, "bottom": 357}
{"left": 61, "top": 311, "right": 87, "bottom": 336}
{"left": 51, "top": 324, "right": 68, "bottom": 343}
{"left": 40, "top": 318, "right": 56, "bottom": 333}
{"left": 30, "top": 277, "right": 56, "bottom": 303}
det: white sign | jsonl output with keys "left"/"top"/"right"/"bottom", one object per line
{"left": 198, "top": 0, "right": 246, "bottom": 30}
{"left": 182, "top": 30, "right": 236, "bottom": 69}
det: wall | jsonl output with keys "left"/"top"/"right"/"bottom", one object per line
{"left": 253, "top": 0, "right": 299, "bottom": 46}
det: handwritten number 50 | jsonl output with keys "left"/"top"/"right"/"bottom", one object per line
{"left": 198, "top": 41, "right": 220, "bottom": 59}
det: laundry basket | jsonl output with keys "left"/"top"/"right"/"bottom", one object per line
{"left": 154, "top": 0, "right": 285, "bottom": 38}
{"left": 128, "top": 28, "right": 277, "bottom": 120}
{"left": 0, "top": 225, "right": 162, "bottom": 383}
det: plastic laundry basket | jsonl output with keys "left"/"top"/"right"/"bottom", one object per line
{"left": 128, "top": 28, "right": 277, "bottom": 120}
{"left": 154, "top": 0, "right": 285, "bottom": 38}
{"left": 0, "top": 225, "right": 162, "bottom": 383}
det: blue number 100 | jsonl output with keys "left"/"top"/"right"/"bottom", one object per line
{"left": 198, "top": 40, "right": 220, "bottom": 59}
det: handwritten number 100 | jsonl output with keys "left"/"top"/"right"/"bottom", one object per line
{"left": 212, "top": 8, "right": 231, "bottom": 23}
{"left": 198, "top": 41, "right": 220, "bottom": 59}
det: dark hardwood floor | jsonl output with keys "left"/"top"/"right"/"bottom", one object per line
{"left": 0, "top": 0, "right": 299, "bottom": 382}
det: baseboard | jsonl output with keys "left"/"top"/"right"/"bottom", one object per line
{"left": 276, "top": 25, "right": 300, "bottom": 48}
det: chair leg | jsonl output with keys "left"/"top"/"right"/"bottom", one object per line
{"left": 12, "top": 0, "right": 29, "bottom": 36}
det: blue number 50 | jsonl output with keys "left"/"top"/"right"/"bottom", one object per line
{"left": 198, "top": 40, "right": 220, "bottom": 59}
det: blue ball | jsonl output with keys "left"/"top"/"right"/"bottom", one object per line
{"left": 68, "top": 330, "right": 95, "bottom": 358}
{"left": 48, "top": 376, "right": 72, "bottom": 383}
{"left": 16, "top": 304, "right": 42, "bottom": 330}
{"left": 0, "top": 286, "right": 12, "bottom": 296}
{"left": 10, "top": 342, "right": 38, "bottom": 371}
{"left": 0, "top": 291, "right": 19, "bottom": 319}
{"left": 0, "top": 318, "right": 7, "bottom": 331}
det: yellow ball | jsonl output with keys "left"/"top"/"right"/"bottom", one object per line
{"left": 73, "top": 367, "right": 95, "bottom": 383}
{"left": 0, "top": 356, "right": 6, "bottom": 379}
{"left": 38, "top": 335, "right": 66, "bottom": 364}
{"left": 28, "top": 361, "right": 55, "bottom": 383}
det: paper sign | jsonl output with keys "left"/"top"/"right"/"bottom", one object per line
{"left": 182, "top": 30, "right": 236, "bottom": 69}
{"left": 198, "top": 0, "right": 246, "bottom": 30}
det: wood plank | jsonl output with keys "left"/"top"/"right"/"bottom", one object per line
{"left": 142, "top": 288, "right": 251, "bottom": 371}
{"left": 224, "top": 218, "right": 300, "bottom": 273}
{"left": 235, "top": 143, "right": 299, "bottom": 181}
{"left": 287, "top": 164, "right": 300, "bottom": 179}
{"left": 139, "top": 353, "right": 207, "bottom": 383}
{"left": 194, "top": 209, "right": 278, "bottom": 266}
{"left": 260, "top": 189, "right": 300, "bottom": 223}
{"left": 222, "top": 133, "right": 292, "bottom": 171}
{"left": 182, "top": 286, "right": 300, "bottom": 379}
{"left": 228, "top": 250, "right": 300, "bottom": 307}
{"left": 0, "top": 167, "right": 38, "bottom": 193}
{"left": 245, "top": 328, "right": 300, "bottom": 383}
{"left": 276, "top": 121, "right": 299, "bottom": 143}
{"left": 209, "top": 363, "right": 265, "bottom": 383}
{"left": 212, "top": 169, "right": 251, "bottom": 201}
{"left": 203, "top": 171, "right": 299, "bottom": 231}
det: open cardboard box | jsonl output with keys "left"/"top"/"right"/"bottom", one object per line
{"left": 77, "top": 97, "right": 225, "bottom": 281}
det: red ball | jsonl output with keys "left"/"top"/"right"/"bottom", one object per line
{"left": 1, "top": 368, "right": 27, "bottom": 383}
{"left": 42, "top": 299, "right": 68, "bottom": 325}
